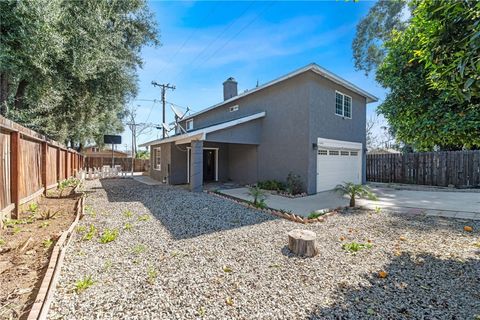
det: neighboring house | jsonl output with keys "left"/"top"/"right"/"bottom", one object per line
{"left": 367, "top": 148, "right": 401, "bottom": 155}
{"left": 83, "top": 146, "right": 129, "bottom": 158}
{"left": 140, "top": 63, "right": 378, "bottom": 194}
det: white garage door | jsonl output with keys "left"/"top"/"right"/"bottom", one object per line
{"left": 316, "top": 138, "right": 362, "bottom": 192}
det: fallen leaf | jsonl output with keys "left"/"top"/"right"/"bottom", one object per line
{"left": 378, "top": 271, "right": 388, "bottom": 279}
{"left": 222, "top": 266, "right": 233, "bottom": 273}
{"left": 399, "top": 236, "right": 406, "bottom": 241}
{"left": 225, "top": 296, "right": 234, "bottom": 306}
{"left": 394, "top": 250, "right": 402, "bottom": 257}
{"left": 464, "top": 226, "right": 473, "bottom": 232}
{"left": 339, "top": 236, "right": 346, "bottom": 241}
{"left": 367, "top": 239, "right": 372, "bottom": 243}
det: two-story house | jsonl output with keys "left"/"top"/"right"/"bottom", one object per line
{"left": 140, "top": 63, "right": 378, "bottom": 194}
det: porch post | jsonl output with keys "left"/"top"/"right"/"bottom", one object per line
{"left": 190, "top": 140, "right": 203, "bottom": 192}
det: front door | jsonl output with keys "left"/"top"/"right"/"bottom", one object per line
{"left": 203, "top": 149, "right": 215, "bottom": 182}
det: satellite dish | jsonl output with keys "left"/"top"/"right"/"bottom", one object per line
{"left": 170, "top": 104, "right": 187, "bottom": 120}
{"left": 161, "top": 123, "right": 174, "bottom": 137}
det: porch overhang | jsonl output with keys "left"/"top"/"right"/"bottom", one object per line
{"left": 139, "top": 112, "right": 266, "bottom": 147}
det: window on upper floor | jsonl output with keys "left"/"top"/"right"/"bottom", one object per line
{"left": 153, "top": 147, "right": 161, "bottom": 170}
{"left": 335, "top": 91, "right": 352, "bottom": 119}
{"left": 229, "top": 105, "right": 239, "bottom": 112}
{"left": 186, "top": 119, "right": 193, "bottom": 131}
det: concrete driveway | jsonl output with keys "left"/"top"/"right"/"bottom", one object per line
{"left": 218, "top": 186, "right": 480, "bottom": 220}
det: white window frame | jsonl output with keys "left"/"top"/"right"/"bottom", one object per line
{"left": 335, "top": 91, "right": 352, "bottom": 119}
{"left": 153, "top": 147, "right": 161, "bottom": 171}
{"left": 186, "top": 119, "right": 193, "bottom": 131}
{"left": 186, "top": 147, "right": 218, "bottom": 182}
{"left": 229, "top": 105, "right": 239, "bottom": 112}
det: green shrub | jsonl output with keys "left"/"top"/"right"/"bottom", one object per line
{"left": 286, "top": 172, "right": 304, "bottom": 195}
{"left": 82, "top": 224, "right": 97, "bottom": 241}
{"left": 42, "top": 238, "right": 53, "bottom": 249}
{"left": 342, "top": 242, "right": 372, "bottom": 252}
{"left": 257, "top": 180, "right": 285, "bottom": 191}
{"left": 99, "top": 228, "right": 118, "bottom": 243}
{"left": 307, "top": 210, "right": 326, "bottom": 219}
{"left": 248, "top": 186, "right": 267, "bottom": 207}
{"left": 75, "top": 275, "right": 95, "bottom": 293}
{"left": 334, "top": 182, "right": 378, "bottom": 207}
{"left": 28, "top": 202, "right": 38, "bottom": 213}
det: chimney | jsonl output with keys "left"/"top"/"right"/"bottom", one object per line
{"left": 223, "top": 77, "right": 238, "bottom": 101}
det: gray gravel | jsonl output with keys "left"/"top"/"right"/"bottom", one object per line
{"left": 48, "top": 179, "right": 480, "bottom": 319}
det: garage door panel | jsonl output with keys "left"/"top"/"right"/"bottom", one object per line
{"left": 316, "top": 145, "right": 361, "bottom": 192}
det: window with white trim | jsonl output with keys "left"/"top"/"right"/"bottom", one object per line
{"left": 318, "top": 149, "right": 328, "bottom": 155}
{"left": 335, "top": 91, "right": 352, "bottom": 118}
{"left": 153, "top": 147, "right": 161, "bottom": 170}
{"left": 350, "top": 151, "right": 358, "bottom": 156}
{"left": 329, "top": 150, "right": 339, "bottom": 156}
{"left": 341, "top": 151, "right": 349, "bottom": 156}
{"left": 186, "top": 119, "right": 193, "bottom": 131}
{"left": 229, "top": 105, "right": 239, "bottom": 112}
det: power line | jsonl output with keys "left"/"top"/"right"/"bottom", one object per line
{"left": 151, "top": 82, "right": 176, "bottom": 138}
{"left": 169, "top": 2, "right": 256, "bottom": 83}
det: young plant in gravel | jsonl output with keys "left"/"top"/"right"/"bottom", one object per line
{"left": 76, "top": 225, "right": 87, "bottom": 233}
{"left": 374, "top": 206, "right": 382, "bottom": 214}
{"left": 103, "top": 259, "right": 113, "bottom": 271}
{"left": 39, "top": 209, "right": 61, "bottom": 220}
{"left": 222, "top": 266, "right": 233, "bottom": 273}
{"left": 123, "top": 210, "right": 133, "bottom": 218}
{"left": 75, "top": 275, "right": 95, "bottom": 293}
{"left": 28, "top": 202, "right": 39, "bottom": 214}
{"left": 147, "top": 265, "right": 158, "bottom": 284}
{"left": 123, "top": 222, "right": 134, "bottom": 231}
{"left": 0, "top": 238, "right": 5, "bottom": 246}
{"left": 342, "top": 242, "right": 373, "bottom": 253}
{"left": 12, "top": 226, "right": 21, "bottom": 235}
{"left": 131, "top": 244, "right": 147, "bottom": 255}
{"left": 99, "top": 228, "right": 119, "bottom": 243}
{"left": 138, "top": 214, "right": 150, "bottom": 222}
{"left": 248, "top": 186, "right": 267, "bottom": 208}
{"left": 82, "top": 224, "right": 97, "bottom": 241}
{"left": 42, "top": 238, "right": 53, "bottom": 249}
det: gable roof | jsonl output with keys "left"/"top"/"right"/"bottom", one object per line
{"left": 184, "top": 63, "right": 378, "bottom": 121}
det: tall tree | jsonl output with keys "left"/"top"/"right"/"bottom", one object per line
{"left": 0, "top": 0, "right": 159, "bottom": 148}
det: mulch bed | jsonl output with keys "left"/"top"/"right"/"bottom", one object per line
{"left": 0, "top": 187, "right": 80, "bottom": 320}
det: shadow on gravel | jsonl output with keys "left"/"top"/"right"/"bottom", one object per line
{"left": 99, "top": 178, "right": 277, "bottom": 240}
{"left": 308, "top": 252, "right": 480, "bottom": 319}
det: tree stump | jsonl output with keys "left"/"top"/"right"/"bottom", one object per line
{"left": 287, "top": 229, "right": 318, "bottom": 257}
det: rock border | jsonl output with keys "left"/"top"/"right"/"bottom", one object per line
{"left": 206, "top": 190, "right": 340, "bottom": 224}
{"left": 26, "top": 193, "right": 85, "bottom": 320}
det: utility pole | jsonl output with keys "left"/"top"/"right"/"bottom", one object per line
{"left": 151, "top": 81, "right": 175, "bottom": 138}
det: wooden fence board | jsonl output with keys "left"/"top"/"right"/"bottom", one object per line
{"left": 0, "top": 129, "right": 11, "bottom": 211}
{"left": 367, "top": 150, "right": 480, "bottom": 188}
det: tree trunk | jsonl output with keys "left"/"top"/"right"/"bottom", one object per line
{"left": 349, "top": 196, "right": 355, "bottom": 207}
{"left": 0, "top": 72, "right": 9, "bottom": 115}
{"left": 287, "top": 229, "right": 318, "bottom": 257}
{"left": 14, "top": 79, "right": 28, "bottom": 109}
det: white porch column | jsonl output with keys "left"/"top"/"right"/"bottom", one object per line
{"left": 190, "top": 140, "right": 203, "bottom": 192}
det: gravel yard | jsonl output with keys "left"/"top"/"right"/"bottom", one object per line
{"left": 48, "top": 179, "right": 480, "bottom": 320}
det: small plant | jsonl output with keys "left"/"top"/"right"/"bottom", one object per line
{"left": 123, "top": 210, "right": 133, "bottom": 218}
{"left": 147, "top": 265, "right": 158, "bottom": 284}
{"left": 82, "top": 224, "right": 97, "bottom": 241}
{"left": 222, "top": 266, "right": 233, "bottom": 273}
{"left": 307, "top": 210, "right": 326, "bottom": 219}
{"left": 248, "top": 186, "right": 266, "bottom": 207}
{"left": 13, "top": 226, "right": 21, "bottom": 234}
{"left": 28, "top": 202, "right": 39, "bottom": 213}
{"left": 0, "top": 238, "right": 5, "bottom": 246}
{"left": 131, "top": 244, "right": 146, "bottom": 255}
{"left": 42, "top": 238, "right": 53, "bottom": 249}
{"left": 75, "top": 275, "right": 95, "bottom": 293}
{"left": 103, "top": 259, "right": 113, "bottom": 271}
{"left": 334, "top": 182, "right": 378, "bottom": 207}
{"left": 374, "top": 206, "right": 382, "bottom": 214}
{"left": 99, "top": 228, "right": 119, "bottom": 243}
{"left": 342, "top": 242, "right": 373, "bottom": 253}
{"left": 39, "top": 209, "right": 61, "bottom": 220}
{"left": 138, "top": 214, "right": 150, "bottom": 222}
{"left": 124, "top": 222, "right": 133, "bottom": 231}
{"left": 76, "top": 225, "right": 87, "bottom": 233}
{"left": 39, "top": 221, "right": 50, "bottom": 228}
{"left": 257, "top": 180, "right": 285, "bottom": 191}
{"left": 198, "top": 306, "right": 206, "bottom": 317}
{"left": 286, "top": 172, "right": 304, "bottom": 195}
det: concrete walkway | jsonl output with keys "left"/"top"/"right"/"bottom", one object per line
{"left": 218, "top": 186, "right": 480, "bottom": 220}
{"left": 133, "top": 175, "right": 163, "bottom": 186}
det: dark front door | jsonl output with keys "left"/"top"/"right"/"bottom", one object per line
{"left": 203, "top": 149, "right": 215, "bottom": 182}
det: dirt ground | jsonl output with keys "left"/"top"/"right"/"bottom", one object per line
{"left": 0, "top": 187, "right": 79, "bottom": 320}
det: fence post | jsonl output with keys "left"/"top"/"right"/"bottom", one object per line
{"left": 10, "top": 131, "right": 20, "bottom": 219}
{"left": 56, "top": 146, "right": 61, "bottom": 182}
{"left": 64, "top": 150, "right": 68, "bottom": 179}
{"left": 41, "top": 141, "right": 47, "bottom": 195}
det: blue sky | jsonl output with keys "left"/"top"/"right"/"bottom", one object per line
{"left": 123, "top": 0, "right": 386, "bottom": 152}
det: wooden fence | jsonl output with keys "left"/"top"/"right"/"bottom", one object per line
{"left": 0, "top": 115, "right": 83, "bottom": 218}
{"left": 84, "top": 157, "right": 149, "bottom": 172}
{"left": 367, "top": 151, "right": 480, "bottom": 188}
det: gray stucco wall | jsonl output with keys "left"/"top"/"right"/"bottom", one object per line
{"left": 306, "top": 72, "right": 367, "bottom": 193}
{"left": 157, "top": 70, "right": 367, "bottom": 194}
{"left": 149, "top": 143, "right": 172, "bottom": 183}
